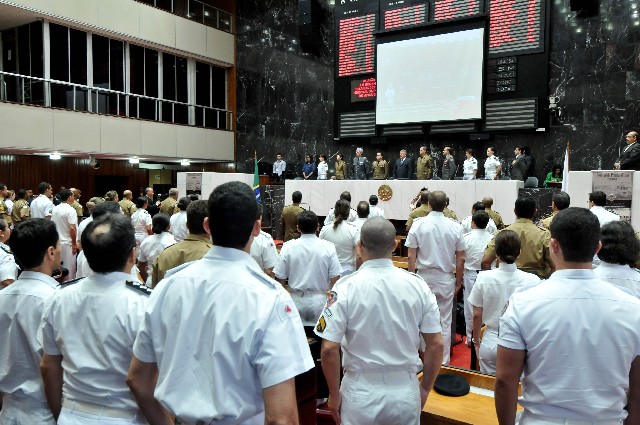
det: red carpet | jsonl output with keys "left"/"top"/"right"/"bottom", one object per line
{"left": 450, "top": 335, "right": 473, "bottom": 370}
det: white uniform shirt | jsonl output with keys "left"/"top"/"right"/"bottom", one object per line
{"left": 131, "top": 209, "right": 152, "bottom": 243}
{"left": 139, "top": 232, "right": 177, "bottom": 283}
{"left": 460, "top": 215, "right": 498, "bottom": 235}
{"left": 76, "top": 252, "right": 141, "bottom": 280}
{"left": 319, "top": 222, "right": 360, "bottom": 272}
{"left": 169, "top": 211, "right": 188, "bottom": 242}
{"left": 51, "top": 203, "right": 78, "bottom": 244}
{"left": 463, "top": 157, "right": 478, "bottom": 179}
{"left": 589, "top": 205, "right": 620, "bottom": 227}
{"left": 314, "top": 259, "right": 441, "bottom": 372}
{"left": 77, "top": 215, "right": 93, "bottom": 243}
{"left": 368, "top": 205, "right": 385, "bottom": 218}
{"left": 0, "top": 272, "right": 58, "bottom": 402}
{"left": 317, "top": 161, "right": 328, "bottom": 180}
{"left": 499, "top": 269, "right": 640, "bottom": 421}
{"left": 273, "top": 160, "right": 286, "bottom": 176}
{"left": 405, "top": 211, "right": 464, "bottom": 272}
{"left": 40, "top": 272, "right": 148, "bottom": 410}
{"left": 324, "top": 208, "right": 357, "bottom": 226}
{"left": 352, "top": 217, "right": 367, "bottom": 233}
{"left": 467, "top": 263, "right": 539, "bottom": 332}
{"left": 132, "top": 246, "right": 314, "bottom": 424}
{"left": 594, "top": 262, "right": 640, "bottom": 298}
{"left": 30, "top": 195, "right": 54, "bottom": 219}
{"left": 484, "top": 155, "right": 501, "bottom": 179}
{"left": 462, "top": 229, "right": 494, "bottom": 271}
{"left": 249, "top": 230, "right": 279, "bottom": 271}
{"left": 5, "top": 199, "right": 13, "bottom": 215}
{"left": 274, "top": 234, "right": 342, "bottom": 291}
{"left": 0, "top": 243, "right": 18, "bottom": 282}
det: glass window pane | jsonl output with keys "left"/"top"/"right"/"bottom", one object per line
{"left": 69, "top": 28, "right": 86, "bottom": 85}
{"left": 211, "top": 66, "right": 226, "bottom": 109}
{"left": 195, "top": 61, "right": 210, "bottom": 106}
{"left": 162, "top": 53, "right": 176, "bottom": 101}
{"left": 161, "top": 100, "right": 173, "bottom": 123}
{"left": 49, "top": 23, "right": 69, "bottom": 82}
{"left": 174, "top": 104, "right": 188, "bottom": 125}
{"left": 92, "top": 35, "right": 109, "bottom": 89}
{"left": 156, "top": 0, "right": 172, "bottom": 12}
{"left": 30, "top": 22, "right": 44, "bottom": 78}
{"left": 176, "top": 56, "right": 188, "bottom": 103}
{"left": 139, "top": 97, "right": 157, "bottom": 120}
{"left": 17, "top": 25, "right": 30, "bottom": 76}
{"left": 145, "top": 49, "right": 158, "bottom": 97}
{"left": 110, "top": 39, "right": 124, "bottom": 92}
{"left": 129, "top": 44, "right": 145, "bottom": 95}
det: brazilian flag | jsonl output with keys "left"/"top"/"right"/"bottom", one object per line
{"left": 253, "top": 152, "right": 261, "bottom": 202}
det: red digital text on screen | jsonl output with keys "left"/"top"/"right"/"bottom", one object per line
{"left": 352, "top": 78, "right": 377, "bottom": 100}
{"left": 489, "top": 0, "right": 540, "bottom": 48}
{"left": 433, "top": 0, "right": 480, "bottom": 21}
{"left": 338, "top": 14, "right": 376, "bottom": 77}
{"left": 384, "top": 4, "right": 426, "bottom": 30}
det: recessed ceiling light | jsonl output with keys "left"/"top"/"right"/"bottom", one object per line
{"left": 129, "top": 157, "right": 140, "bottom": 164}
{"left": 180, "top": 159, "right": 190, "bottom": 166}
{"left": 49, "top": 153, "right": 61, "bottom": 160}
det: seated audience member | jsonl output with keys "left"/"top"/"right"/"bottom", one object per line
{"left": 594, "top": 220, "right": 640, "bottom": 297}
{"left": 138, "top": 213, "right": 176, "bottom": 285}
{"left": 0, "top": 219, "right": 60, "bottom": 424}
{"left": 460, "top": 201, "right": 498, "bottom": 235}
{"left": 274, "top": 210, "right": 342, "bottom": 322}
{"left": 320, "top": 199, "right": 360, "bottom": 276}
{"left": 468, "top": 230, "right": 540, "bottom": 374}
{"left": 170, "top": 196, "right": 191, "bottom": 242}
{"left": 368, "top": 195, "right": 385, "bottom": 218}
{"left": 482, "top": 197, "right": 505, "bottom": 230}
{"left": 540, "top": 191, "right": 570, "bottom": 230}
{"left": 495, "top": 208, "right": 640, "bottom": 424}
{"left": 0, "top": 219, "right": 18, "bottom": 288}
{"left": 543, "top": 164, "right": 563, "bottom": 187}
{"left": 353, "top": 201, "right": 369, "bottom": 233}
{"left": 131, "top": 197, "right": 153, "bottom": 248}
{"left": 461, "top": 211, "right": 494, "bottom": 347}
{"left": 249, "top": 205, "right": 279, "bottom": 278}
{"left": 324, "top": 191, "right": 357, "bottom": 225}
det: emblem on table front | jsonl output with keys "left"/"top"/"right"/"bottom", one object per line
{"left": 378, "top": 184, "right": 393, "bottom": 201}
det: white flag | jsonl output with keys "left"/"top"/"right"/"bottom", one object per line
{"left": 561, "top": 142, "right": 570, "bottom": 193}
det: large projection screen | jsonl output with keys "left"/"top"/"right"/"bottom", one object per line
{"left": 376, "top": 27, "right": 485, "bottom": 125}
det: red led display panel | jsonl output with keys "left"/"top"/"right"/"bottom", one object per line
{"left": 338, "top": 14, "right": 376, "bottom": 77}
{"left": 488, "top": 0, "right": 544, "bottom": 55}
{"left": 350, "top": 78, "right": 377, "bottom": 102}
{"left": 432, "top": 0, "right": 481, "bottom": 21}
{"left": 384, "top": 4, "right": 427, "bottom": 30}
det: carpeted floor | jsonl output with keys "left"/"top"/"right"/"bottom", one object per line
{"left": 449, "top": 335, "right": 473, "bottom": 370}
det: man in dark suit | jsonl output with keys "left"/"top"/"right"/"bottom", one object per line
{"left": 615, "top": 131, "right": 640, "bottom": 170}
{"left": 510, "top": 147, "right": 529, "bottom": 181}
{"left": 393, "top": 149, "right": 414, "bottom": 179}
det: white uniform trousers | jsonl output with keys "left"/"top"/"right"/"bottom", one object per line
{"left": 58, "top": 400, "right": 146, "bottom": 425}
{"left": 60, "top": 242, "right": 77, "bottom": 282}
{"left": 340, "top": 371, "right": 420, "bottom": 425}
{"left": 290, "top": 290, "right": 327, "bottom": 323}
{"left": 418, "top": 269, "right": 455, "bottom": 364}
{"left": 518, "top": 411, "right": 624, "bottom": 425}
{"left": 463, "top": 270, "right": 478, "bottom": 341}
{"left": 0, "top": 393, "right": 55, "bottom": 425}
{"left": 478, "top": 329, "right": 499, "bottom": 375}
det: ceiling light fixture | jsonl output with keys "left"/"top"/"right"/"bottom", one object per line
{"left": 129, "top": 157, "right": 140, "bottom": 164}
{"left": 180, "top": 159, "right": 191, "bottom": 166}
{"left": 49, "top": 153, "right": 61, "bottom": 160}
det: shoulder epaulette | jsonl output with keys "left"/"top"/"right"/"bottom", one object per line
{"left": 246, "top": 266, "right": 276, "bottom": 289}
{"left": 126, "top": 280, "right": 153, "bottom": 296}
{"left": 0, "top": 245, "right": 11, "bottom": 254}
{"left": 59, "top": 276, "right": 86, "bottom": 289}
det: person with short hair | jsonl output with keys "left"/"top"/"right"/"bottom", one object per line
{"left": 315, "top": 217, "right": 443, "bottom": 424}
{"left": 462, "top": 148, "right": 478, "bottom": 180}
{"left": 320, "top": 199, "right": 360, "bottom": 276}
{"left": 274, "top": 210, "right": 342, "bottom": 322}
{"left": 416, "top": 145, "right": 433, "bottom": 180}
{"left": 249, "top": 205, "right": 280, "bottom": 278}
{"left": 352, "top": 147, "right": 371, "bottom": 180}
{"left": 323, "top": 191, "right": 357, "bottom": 226}
{"left": 169, "top": 196, "right": 191, "bottom": 242}
{"left": 460, "top": 201, "right": 498, "bottom": 235}
{"left": 40, "top": 213, "right": 149, "bottom": 424}
{"left": 406, "top": 190, "right": 431, "bottom": 231}
{"left": 10, "top": 188, "right": 30, "bottom": 224}
{"left": 138, "top": 213, "right": 176, "bottom": 285}
{"left": 441, "top": 147, "right": 456, "bottom": 180}
{"left": 0, "top": 219, "right": 18, "bottom": 288}
{"left": 495, "top": 208, "right": 640, "bottom": 424}
{"left": 372, "top": 151, "right": 389, "bottom": 180}
{"left": 119, "top": 190, "right": 138, "bottom": 219}
{"left": 352, "top": 201, "right": 369, "bottom": 233}
{"left": 393, "top": 149, "right": 414, "bottom": 179}
{"left": 0, "top": 219, "right": 60, "bottom": 424}
{"left": 510, "top": 146, "right": 529, "bottom": 181}
{"left": 594, "top": 220, "right": 640, "bottom": 297}
{"left": 131, "top": 196, "right": 153, "bottom": 248}
{"left": 70, "top": 188, "right": 83, "bottom": 220}
{"left": 0, "top": 183, "right": 12, "bottom": 226}
{"left": 317, "top": 154, "right": 329, "bottom": 180}
{"left": 614, "top": 130, "right": 640, "bottom": 170}
{"left": 30, "top": 182, "right": 55, "bottom": 219}
{"left": 128, "top": 181, "right": 314, "bottom": 424}
{"left": 482, "top": 197, "right": 505, "bottom": 230}
{"left": 540, "top": 191, "right": 570, "bottom": 230}
{"left": 368, "top": 194, "right": 385, "bottom": 218}
{"left": 51, "top": 189, "right": 78, "bottom": 281}
{"left": 160, "top": 188, "right": 179, "bottom": 215}
{"left": 281, "top": 191, "right": 304, "bottom": 242}
{"left": 273, "top": 152, "right": 286, "bottom": 182}
{"left": 406, "top": 191, "right": 465, "bottom": 364}
{"left": 484, "top": 147, "right": 502, "bottom": 180}
{"left": 588, "top": 190, "right": 620, "bottom": 227}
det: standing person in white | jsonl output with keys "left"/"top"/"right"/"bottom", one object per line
{"left": 495, "top": 207, "right": 640, "bottom": 425}
{"left": 324, "top": 191, "right": 357, "bottom": 225}
{"left": 594, "top": 221, "right": 640, "bottom": 297}
{"left": 315, "top": 217, "right": 443, "bottom": 425}
{"left": 51, "top": 189, "right": 78, "bottom": 281}
{"left": 320, "top": 199, "right": 360, "bottom": 276}
{"left": 588, "top": 190, "right": 620, "bottom": 226}
{"left": 352, "top": 201, "right": 369, "bottom": 233}
{"left": 138, "top": 213, "right": 176, "bottom": 285}
{"left": 274, "top": 210, "right": 342, "bottom": 322}
{"left": 40, "top": 213, "right": 148, "bottom": 424}
{"left": 468, "top": 230, "right": 540, "bottom": 374}
{"left": 0, "top": 219, "right": 19, "bottom": 287}
{"left": 317, "top": 154, "right": 329, "bottom": 180}
{"left": 249, "top": 205, "right": 280, "bottom": 278}
{"left": 169, "top": 197, "right": 190, "bottom": 242}
{"left": 462, "top": 148, "right": 478, "bottom": 180}
{"left": 30, "top": 182, "right": 54, "bottom": 219}
{"left": 406, "top": 190, "right": 465, "bottom": 365}
{"left": 130, "top": 197, "right": 152, "bottom": 248}
{"left": 461, "top": 211, "right": 494, "bottom": 347}
{"left": 484, "top": 147, "right": 502, "bottom": 180}
{"left": 460, "top": 201, "right": 498, "bottom": 235}
{"left": 272, "top": 152, "right": 286, "bottom": 182}
{"left": 0, "top": 219, "right": 61, "bottom": 424}
{"left": 368, "top": 194, "right": 385, "bottom": 218}
{"left": 127, "top": 182, "right": 314, "bottom": 425}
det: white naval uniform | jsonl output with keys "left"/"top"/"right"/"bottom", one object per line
{"left": 461, "top": 229, "right": 494, "bottom": 342}
{"left": 319, "top": 221, "right": 360, "bottom": 275}
{"left": 169, "top": 211, "right": 188, "bottom": 242}
{"left": 313, "top": 259, "right": 441, "bottom": 425}
{"left": 40, "top": 272, "right": 148, "bottom": 424}
{"left": 0, "top": 243, "right": 18, "bottom": 284}
{"left": 0, "top": 272, "right": 58, "bottom": 424}
{"left": 51, "top": 202, "right": 78, "bottom": 281}
{"left": 130, "top": 209, "right": 152, "bottom": 248}
{"left": 323, "top": 208, "right": 358, "bottom": 226}
{"left": 589, "top": 205, "right": 620, "bottom": 227}
{"left": 273, "top": 234, "right": 342, "bottom": 322}
{"left": 317, "top": 161, "right": 328, "bottom": 179}
{"left": 499, "top": 269, "right": 640, "bottom": 423}
{"left": 77, "top": 215, "right": 93, "bottom": 244}
{"left": 462, "top": 157, "right": 478, "bottom": 180}
{"left": 405, "top": 211, "right": 464, "bottom": 364}
{"left": 368, "top": 205, "right": 385, "bottom": 218}
{"left": 484, "top": 155, "right": 501, "bottom": 179}
{"left": 460, "top": 215, "right": 498, "bottom": 235}
{"left": 467, "top": 263, "right": 540, "bottom": 374}
{"left": 249, "top": 230, "right": 279, "bottom": 273}
{"left": 593, "top": 261, "right": 640, "bottom": 298}
{"left": 75, "top": 252, "right": 141, "bottom": 281}
{"left": 138, "top": 232, "right": 176, "bottom": 286}
{"left": 352, "top": 217, "right": 367, "bottom": 234}
{"left": 30, "top": 194, "right": 54, "bottom": 219}
{"left": 132, "top": 246, "right": 314, "bottom": 424}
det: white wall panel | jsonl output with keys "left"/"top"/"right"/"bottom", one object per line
{"left": 206, "top": 130, "right": 234, "bottom": 161}
{"left": 140, "top": 6, "right": 175, "bottom": 48}
{"left": 175, "top": 18, "right": 207, "bottom": 58}
{"left": 0, "top": 104, "right": 54, "bottom": 150}
{"left": 176, "top": 126, "right": 207, "bottom": 159}
{"left": 51, "top": 0, "right": 99, "bottom": 24}
{"left": 207, "top": 28, "right": 234, "bottom": 65}
{"left": 100, "top": 116, "right": 141, "bottom": 155}
{"left": 140, "top": 121, "right": 176, "bottom": 157}
{"left": 98, "top": 0, "right": 141, "bottom": 38}
{"left": 53, "top": 110, "right": 101, "bottom": 152}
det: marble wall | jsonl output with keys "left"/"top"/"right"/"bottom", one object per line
{"left": 236, "top": 0, "right": 640, "bottom": 187}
